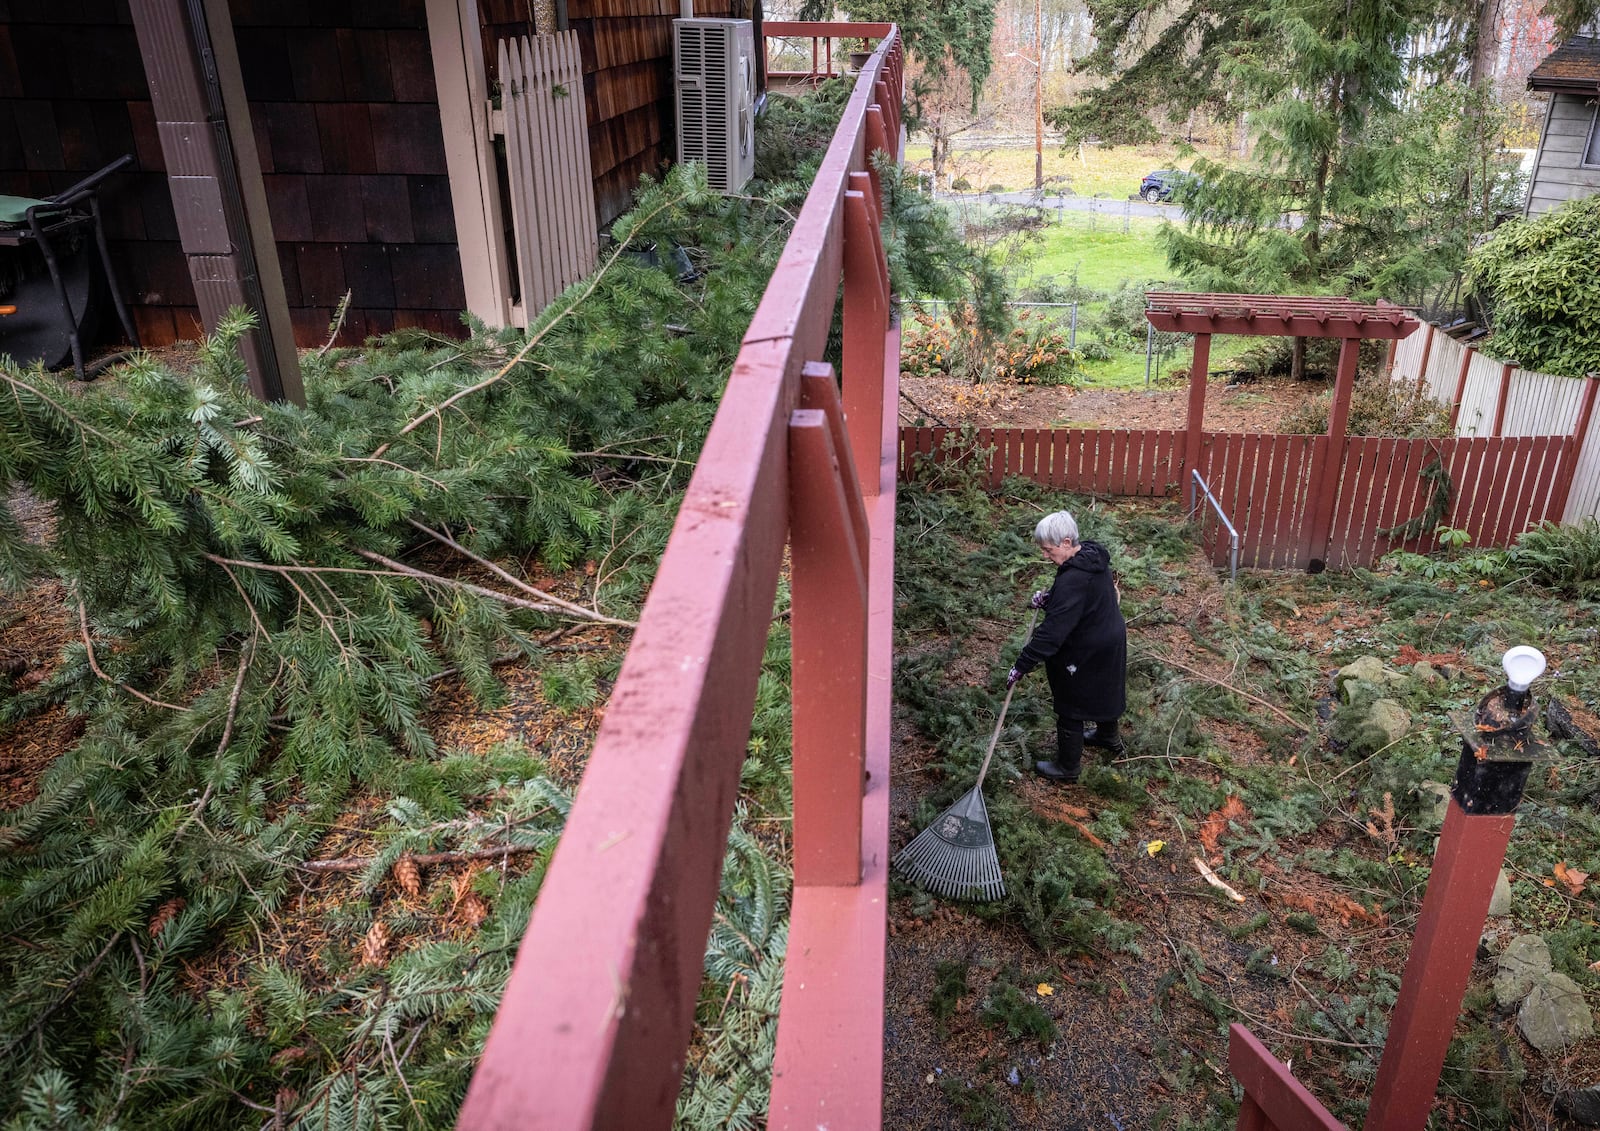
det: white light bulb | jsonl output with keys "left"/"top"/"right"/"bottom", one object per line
{"left": 1502, "top": 646, "right": 1546, "bottom": 693}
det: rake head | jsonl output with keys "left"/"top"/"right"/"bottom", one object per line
{"left": 892, "top": 785, "right": 1004, "bottom": 901}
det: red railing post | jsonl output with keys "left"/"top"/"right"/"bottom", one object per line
{"left": 1229, "top": 1024, "right": 1347, "bottom": 1131}
{"left": 864, "top": 104, "right": 890, "bottom": 200}
{"left": 788, "top": 407, "right": 869, "bottom": 885}
{"left": 1448, "top": 345, "right": 1474, "bottom": 430}
{"left": 843, "top": 181, "right": 889, "bottom": 496}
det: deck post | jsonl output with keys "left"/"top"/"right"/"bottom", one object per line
{"left": 1491, "top": 360, "right": 1515, "bottom": 437}
{"left": 788, "top": 408, "right": 869, "bottom": 885}
{"left": 1449, "top": 345, "right": 1474, "bottom": 431}
{"left": 1182, "top": 332, "right": 1212, "bottom": 481}
{"left": 843, "top": 182, "right": 889, "bottom": 496}
{"left": 128, "top": 0, "right": 303, "bottom": 404}
{"left": 1300, "top": 336, "right": 1361, "bottom": 570}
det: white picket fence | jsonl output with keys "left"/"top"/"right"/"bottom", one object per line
{"left": 496, "top": 31, "right": 600, "bottom": 322}
{"left": 1390, "top": 324, "right": 1600, "bottom": 524}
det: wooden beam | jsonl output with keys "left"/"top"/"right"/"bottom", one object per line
{"left": 129, "top": 0, "right": 303, "bottom": 404}
{"left": 427, "top": 0, "right": 515, "bottom": 328}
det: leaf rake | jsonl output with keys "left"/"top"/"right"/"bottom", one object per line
{"left": 894, "top": 611, "right": 1034, "bottom": 901}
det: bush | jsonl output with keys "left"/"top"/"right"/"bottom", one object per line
{"left": 900, "top": 307, "right": 1082, "bottom": 387}
{"left": 1465, "top": 195, "right": 1600, "bottom": 377}
{"left": 1510, "top": 520, "right": 1600, "bottom": 594}
{"left": 1277, "top": 371, "right": 1452, "bottom": 437}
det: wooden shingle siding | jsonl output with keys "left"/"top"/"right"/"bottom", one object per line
{"left": 0, "top": 0, "right": 467, "bottom": 350}
{"left": 1527, "top": 93, "right": 1600, "bottom": 214}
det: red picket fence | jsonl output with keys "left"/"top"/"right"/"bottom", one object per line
{"left": 901, "top": 426, "right": 1583, "bottom": 571}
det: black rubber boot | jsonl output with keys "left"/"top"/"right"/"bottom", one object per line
{"left": 1036, "top": 719, "right": 1084, "bottom": 784}
{"left": 1084, "top": 719, "right": 1125, "bottom": 760}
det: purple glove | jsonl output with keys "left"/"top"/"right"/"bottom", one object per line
{"left": 1029, "top": 589, "right": 1050, "bottom": 609}
{"left": 1006, "top": 667, "right": 1021, "bottom": 687}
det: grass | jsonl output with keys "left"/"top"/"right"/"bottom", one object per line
{"left": 903, "top": 140, "right": 1232, "bottom": 199}
{"left": 934, "top": 208, "right": 1258, "bottom": 389}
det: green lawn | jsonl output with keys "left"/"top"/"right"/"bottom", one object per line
{"left": 1009, "top": 211, "right": 1174, "bottom": 295}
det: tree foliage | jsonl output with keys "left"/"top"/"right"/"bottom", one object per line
{"left": 1465, "top": 194, "right": 1600, "bottom": 377}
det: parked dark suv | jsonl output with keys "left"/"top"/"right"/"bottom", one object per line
{"left": 1138, "top": 170, "right": 1183, "bottom": 203}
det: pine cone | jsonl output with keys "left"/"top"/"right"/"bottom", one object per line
{"left": 394, "top": 856, "right": 422, "bottom": 899}
{"left": 456, "top": 893, "right": 489, "bottom": 929}
{"left": 361, "top": 920, "right": 391, "bottom": 966}
{"left": 148, "top": 897, "right": 186, "bottom": 937}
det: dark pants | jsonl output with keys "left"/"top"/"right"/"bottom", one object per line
{"left": 1056, "top": 716, "right": 1120, "bottom": 778}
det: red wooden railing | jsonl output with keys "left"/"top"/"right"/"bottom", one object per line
{"left": 456, "top": 24, "right": 904, "bottom": 1131}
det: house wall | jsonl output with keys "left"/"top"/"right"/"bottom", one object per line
{"left": 1527, "top": 91, "right": 1600, "bottom": 214}
{"left": 0, "top": 0, "right": 467, "bottom": 350}
{"left": 480, "top": 0, "right": 741, "bottom": 227}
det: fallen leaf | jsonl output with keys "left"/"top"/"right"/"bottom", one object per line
{"left": 1198, "top": 796, "right": 1251, "bottom": 859}
{"left": 1555, "top": 861, "right": 1590, "bottom": 896}
{"left": 1036, "top": 983, "right": 1054, "bottom": 997}
{"left": 1146, "top": 839, "right": 1166, "bottom": 857}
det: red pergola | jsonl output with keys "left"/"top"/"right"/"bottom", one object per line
{"left": 1145, "top": 292, "right": 1422, "bottom": 572}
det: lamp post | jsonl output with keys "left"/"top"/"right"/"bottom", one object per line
{"left": 1363, "top": 646, "right": 1547, "bottom": 1130}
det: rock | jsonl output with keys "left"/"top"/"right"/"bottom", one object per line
{"left": 1415, "top": 781, "right": 1452, "bottom": 827}
{"left": 1333, "top": 655, "right": 1411, "bottom": 701}
{"left": 1412, "top": 661, "right": 1442, "bottom": 683}
{"left": 1495, "top": 935, "right": 1552, "bottom": 1009}
{"left": 1556, "top": 1085, "right": 1600, "bottom": 1126}
{"left": 1488, "top": 869, "right": 1513, "bottom": 917}
{"left": 1368, "top": 699, "right": 1412, "bottom": 745}
{"left": 1519, "top": 972, "right": 1594, "bottom": 1053}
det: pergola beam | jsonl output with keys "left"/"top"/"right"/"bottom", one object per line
{"left": 1145, "top": 292, "right": 1420, "bottom": 340}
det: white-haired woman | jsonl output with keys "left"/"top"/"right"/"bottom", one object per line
{"left": 1006, "top": 509, "right": 1127, "bottom": 784}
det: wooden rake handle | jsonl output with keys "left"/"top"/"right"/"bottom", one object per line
{"left": 973, "top": 607, "right": 1039, "bottom": 791}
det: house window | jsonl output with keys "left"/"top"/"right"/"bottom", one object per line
{"left": 1587, "top": 104, "right": 1600, "bottom": 167}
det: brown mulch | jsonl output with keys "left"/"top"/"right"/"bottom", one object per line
{"left": 899, "top": 373, "right": 1324, "bottom": 434}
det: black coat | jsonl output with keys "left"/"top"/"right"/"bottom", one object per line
{"left": 1013, "top": 541, "right": 1126, "bottom": 720}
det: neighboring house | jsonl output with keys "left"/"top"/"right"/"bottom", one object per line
{"left": 0, "top": 0, "right": 745, "bottom": 350}
{"left": 1525, "top": 34, "right": 1600, "bottom": 215}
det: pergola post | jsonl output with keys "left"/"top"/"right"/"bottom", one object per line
{"left": 128, "top": 0, "right": 303, "bottom": 405}
{"left": 1183, "top": 333, "right": 1212, "bottom": 481}
{"left": 1304, "top": 337, "right": 1360, "bottom": 570}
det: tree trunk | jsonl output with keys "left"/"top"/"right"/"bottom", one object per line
{"left": 1470, "top": 0, "right": 1505, "bottom": 87}
{"left": 931, "top": 129, "right": 949, "bottom": 188}
{"left": 1291, "top": 336, "right": 1308, "bottom": 383}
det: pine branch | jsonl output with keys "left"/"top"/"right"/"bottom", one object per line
{"left": 0, "top": 931, "right": 123, "bottom": 1060}
{"left": 297, "top": 845, "right": 542, "bottom": 874}
{"left": 402, "top": 518, "right": 637, "bottom": 627}
{"left": 76, "top": 600, "right": 187, "bottom": 712}
{"left": 375, "top": 189, "right": 691, "bottom": 458}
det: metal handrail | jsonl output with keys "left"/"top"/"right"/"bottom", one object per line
{"left": 1189, "top": 468, "right": 1239, "bottom": 582}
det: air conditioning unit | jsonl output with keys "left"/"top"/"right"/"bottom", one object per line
{"left": 675, "top": 17, "right": 756, "bottom": 193}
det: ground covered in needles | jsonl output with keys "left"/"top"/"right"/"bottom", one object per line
{"left": 885, "top": 455, "right": 1600, "bottom": 1130}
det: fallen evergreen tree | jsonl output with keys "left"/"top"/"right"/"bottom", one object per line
{"left": 0, "top": 79, "right": 1007, "bottom": 1129}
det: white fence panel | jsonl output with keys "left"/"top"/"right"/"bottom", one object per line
{"left": 1566, "top": 426, "right": 1600, "bottom": 525}
{"left": 1504, "top": 369, "right": 1583, "bottom": 437}
{"left": 1455, "top": 352, "right": 1504, "bottom": 436}
{"left": 1424, "top": 334, "right": 1465, "bottom": 404}
{"left": 498, "top": 31, "right": 600, "bottom": 319}
{"left": 1390, "top": 327, "right": 1427, "bottom": 384}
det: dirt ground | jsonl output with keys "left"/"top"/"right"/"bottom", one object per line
{"left": 898, "top": 373, "right": 1323, "bottom": 434}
